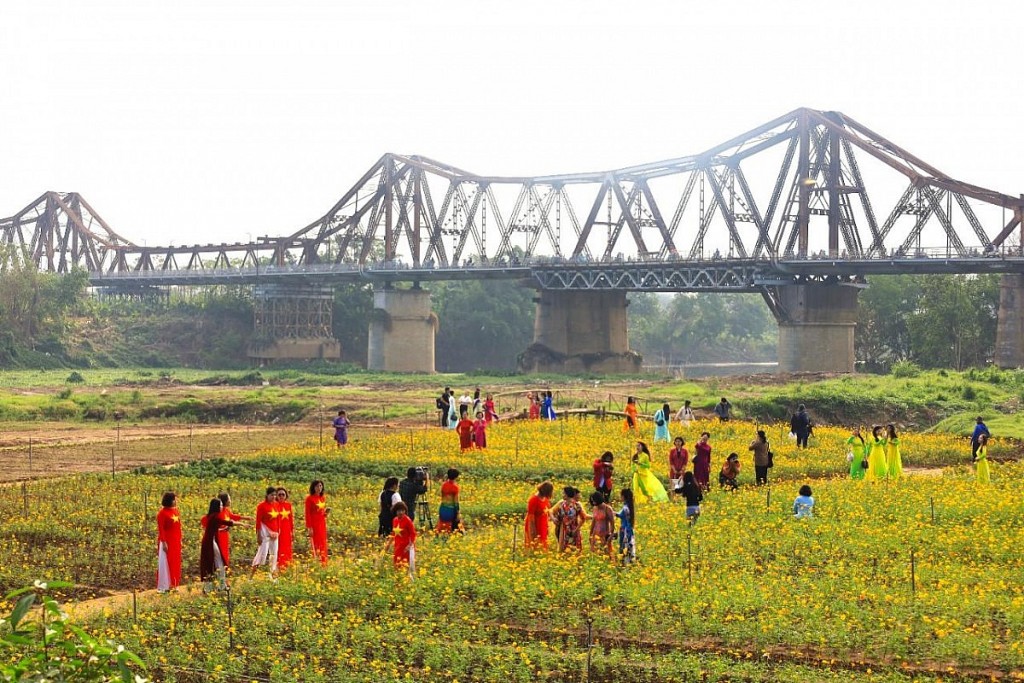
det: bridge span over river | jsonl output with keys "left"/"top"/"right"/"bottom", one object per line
{"left": 5, "top": 108, "right": 1024, "bottom": 373}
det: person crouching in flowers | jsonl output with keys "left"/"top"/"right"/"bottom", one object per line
{"left": 677, "top": 472, "right": 703, "bottom": 525}
{"left": 437, "top": 468, "right": 461, "bottom": 533}
{"left": 793, "top": 485, "right": 815, "bottom": 518}
{"left": 975, "top": 433, "right": 991, "bottom": 484}
{"left": 156, "top": 491, "right": 182, "bottom": 593}
{"left": 385, "top": 501, "right": 417, "bottom": 576}
{"left": 616, "top": 488, "right": 636, "bottom": 564}
{"left": 588, "top": 491, "right": 616, "bottom": 558}
{"left": 719, "top": 453, "right": 740, "bottom": 490}
{"left": 524, "top": 481, "right": 554, "bottom": 550}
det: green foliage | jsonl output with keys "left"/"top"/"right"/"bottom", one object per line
{"left": 629, "top": 292, "right": 777, "bottom": 366}
{"left": 858, "top": 274, "right": 999, "bottom": 371}
{"left": 890, "top": 360, "right": 922, "bottom": 378}
{"left": 432, "top": 280, "right": 535, "bottom": 372}
{"left": 0, "top": 581, "right": 147, "bottom": 682}
{"left": 66, "top": 371, "right": 85, "bottom": 384}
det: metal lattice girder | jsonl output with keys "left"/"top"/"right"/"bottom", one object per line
{"left": 530, "top": 261, "right": 771, "bottom": 292}
{"left": 6, "top": 108, "right": 1024, "bottom": 280}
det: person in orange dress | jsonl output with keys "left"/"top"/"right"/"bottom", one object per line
{"left": 437, "top": 469, "right": 461, "bottom": 533}
{"left": 455, "top": 406, "right": 474, "bottom": 451}
{"left": 524, "top": 481, "right": 554, "bottom": 550}
{"left": 156, "top": 491, "right": 182, "bottom": 592}
{"left": 276, "top": 487, "right": 294, "bottom": 570}
{"left": 623, "top": 396, "right": 639, "bottom": 433}
{"left": 304, "top": 480, "right": 329, "bottom": 566}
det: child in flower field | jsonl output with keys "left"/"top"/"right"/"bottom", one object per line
{"left": 386, "top": 501, "right": 417, "bottom": 575}
{"left": 616, "top": 488, "right": 636, "bottom": 564}
{"left": 677, "top": 471, "right": 703, "bottom": 525}
{"left": 588, "top": 491, "right": 616, "bottom": 557}
{"left": 793, "top": 485, "right": 815, "bottom": 518}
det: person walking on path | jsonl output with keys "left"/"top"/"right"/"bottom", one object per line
{"left": 790, "top": 404, "right": 811, "bottom": 448}
{"left": 653, "top": 403, "right": 671, "bottom": 443}
{"left": 971, "top": 417, "right": 990, "bottom": 460}
{"left": 713, "top": 397, "right": 733, "bottom": 422}
{"left": 847, "top": 428, "right": 868, "bottom": 480}
{"left": 332, "top": 410, "right": 350, "bottom": 447}
{"left": 885, "top": 424, "right": 903, "bottom": 480}
{"left": 750, "top": 429, "right": 771, "bottom": 486}
{"left": 692, "top": 432, "right": 712, "bottom": 491}
{"left": 675, "top": 400, "right": 694, "bottom": 426}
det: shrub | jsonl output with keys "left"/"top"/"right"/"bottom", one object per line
{"left": 66, "top": 371, "right": 85, "bottom": 384}
{"left": 890, "top": 360, "right": 922, "bottom": 378}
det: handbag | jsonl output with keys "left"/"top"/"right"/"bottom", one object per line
{"left": 766, "top": 449, "right": 775, "bottom": 468}
{"left": 861, "top": 457, "right": 869, "bottom": 469}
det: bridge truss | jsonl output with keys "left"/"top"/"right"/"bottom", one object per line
{"left": 3, "top": 108, "right": 1024, "bottom": 290}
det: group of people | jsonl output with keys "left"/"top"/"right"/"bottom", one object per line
{"left": 437, "top": 387, "right": 499, "bottom": 450}
{"left": 156, "top": 481, "right": 330, "bottom": 593}
{"left": 377, "top": 467, "right": 463, "bottom": 573}
{"left": 845, "top": 424, "right": 904, "bottom": 480}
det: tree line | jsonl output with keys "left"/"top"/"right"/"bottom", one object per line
{"left": 0, "top": 246, "right": 1005, "bottom": 372}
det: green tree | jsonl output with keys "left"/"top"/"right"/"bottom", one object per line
{"left": 432, "top": 280, "right": 535, "bottom": 371}
{"left": 907, "top": 274, "right": 998, "bottom": 370}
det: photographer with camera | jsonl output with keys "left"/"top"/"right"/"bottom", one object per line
{"left": 399, "top": 467, "right": 429, "bottom": 523}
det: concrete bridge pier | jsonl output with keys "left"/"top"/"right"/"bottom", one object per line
{"left": 367, "top": 287, "right": 436, "bottom": 373}
{"left": 996, "top": 274, "right": 1024, "bottom": 368}
{"left": 773, "top": 284, "right": 859, "bottom": 373}
{"left": 519, "top": 290, "right": 642, "bottom": 374}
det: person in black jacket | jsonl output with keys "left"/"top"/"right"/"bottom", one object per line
{"left": 398, "top": 468, "right": 429, "bottom": 522}
{"left": 790, "top": 404, "right": 812, "bottom": 448}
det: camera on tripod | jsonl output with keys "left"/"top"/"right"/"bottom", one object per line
{"left": 413, "top": 466, "right": 430, "bottom": 484}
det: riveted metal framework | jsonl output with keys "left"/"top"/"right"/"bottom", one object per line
{"left": 252, "top": 284, "right": 334, "bottom": 340}
{"left": 4, "top": 108, "right": 1024, "bottom": 291}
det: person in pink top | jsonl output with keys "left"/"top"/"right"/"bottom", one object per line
{"left": 472, "top": 411, "right": 488, "bottom": 449}
{"left": 668, "top": 437, "right": 689, "bottom": 500}
{"left": 692, "top": 432, "right": 712, "bottom": 491}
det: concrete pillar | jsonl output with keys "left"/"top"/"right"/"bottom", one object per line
{"left": 519, "top": 290, "right": 642, "bottom": 374}
{"left": 367, "top": 287, "right": 436, "bottom": 373}
{"left": 776, "top": 284, "right": 858, "bottom": 373}
{"left": 995, "top": 273, "right": 1024, "bottom": 368}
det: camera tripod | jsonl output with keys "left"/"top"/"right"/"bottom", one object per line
{"left": 415, "top": 494, "right": 434, "bottom": 531}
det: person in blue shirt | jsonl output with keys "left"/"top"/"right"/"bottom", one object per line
{"left": 793, "top": 485, "right": 814, "bottom": 518}
{"left": 971, "top": 416, "right": 990, "bottom": 461}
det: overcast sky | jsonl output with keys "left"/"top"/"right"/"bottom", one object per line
{"left": 3, "top": 0, "right": 1022, "bottom": 247}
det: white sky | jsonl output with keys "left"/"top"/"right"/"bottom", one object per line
{"left": 3, "top": 0, "right": 1022, "bottom": 247}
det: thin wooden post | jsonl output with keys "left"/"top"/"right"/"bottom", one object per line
{"left": 930, "top": 497, "right": 935, "bottom": 524}
{"left": 111, "top": 448, "right": 116, "bottom": 478}
{"left": 226, "top": 587, "right": 235, "bottom": 649}
{"left": 511, "top": 525, "right": 518, "bottom": 560}
{"left": 318, "top": 406, "right": 324, "bottom": 450}
{"left": 765, "top": 487, "right": 771, "bottom": 512}
{"left": 132, "top": 589, "right": 138, "bottom": 622}
{"left": 910, "top": 549, "right": 916, "bottom": 595}
{"left": 22, "top": 482, "right": 28, "bottom": 515}
{"left": 585, "top": 617, "right": 594, "bottom": 683}
{"left": 687, "top": 532, "right": 692, "bottom": 581}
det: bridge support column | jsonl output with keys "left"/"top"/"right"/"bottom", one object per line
{"left": 248, "top": 284, "right": 341, "bottom": 362}
{"left": 996, "top": 274, "right": 1024, "bottom": 368}
{"left": 519, "top": 290, "right": 642, "bottom": 374}
{"left": 367, "top": 287, "right": 436, "bottom": 373}
{"left": 775, "top": 285, "right": 858, "bottom": 374}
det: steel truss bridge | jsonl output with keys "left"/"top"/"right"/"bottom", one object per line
{"left": 4, "top": 108, "right": 1024, "bottom": 301}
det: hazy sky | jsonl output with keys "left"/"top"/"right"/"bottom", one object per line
{"left": 3, "top": 0, "right": 1022, "bottom": 247}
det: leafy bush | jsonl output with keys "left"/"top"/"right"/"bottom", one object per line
{"left": 66, "top": 371, "right": 85, "bottom": 384}
{"left": 890, "top": 360, "right": 922, "bottom": 378}
{"left": 0, "top": 581, "right": 148, "bottom": 682}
